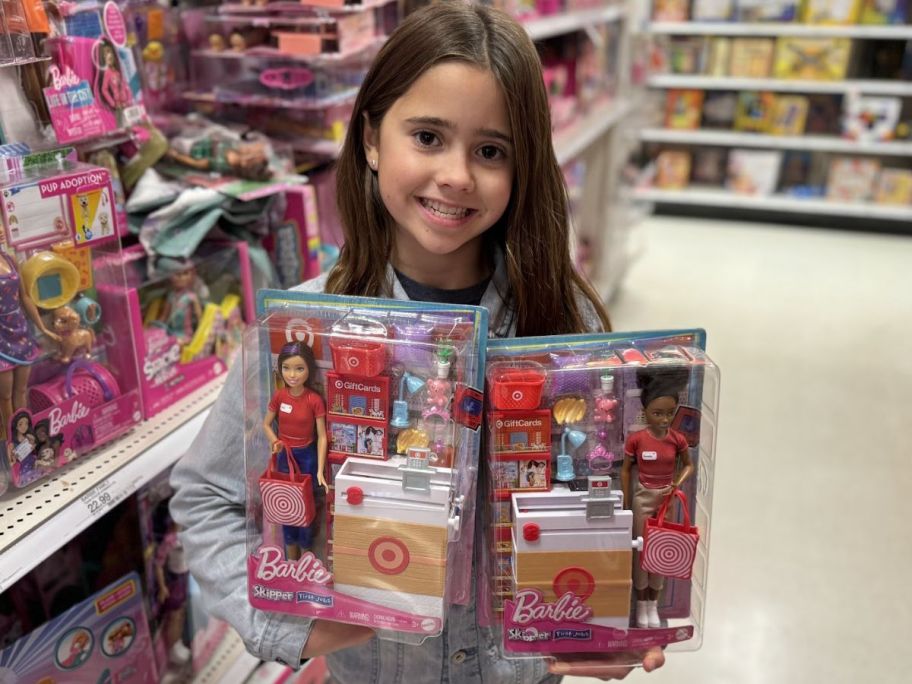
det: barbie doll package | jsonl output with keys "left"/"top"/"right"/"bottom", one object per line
{"left": 0, "top": 151, "right": 141, "bottom": 495}
{"left": 244, "top": 290, "right": 488, "bottom": 642}
{"left": 480, "top": 330, "right": 719, "bottom": 662}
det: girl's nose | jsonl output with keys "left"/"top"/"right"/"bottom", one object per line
{"left": 435, "top": 149, "right": 475, "bottom": 192}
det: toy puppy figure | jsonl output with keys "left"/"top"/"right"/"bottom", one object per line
{"left": 51, "top": 305, "right": 95, "bottom": 363}
{"left": 262, "top": 341, "right": 328, "bottom": 560}
{"left": 620, "top": 365, "right": 694, "bottom": 629}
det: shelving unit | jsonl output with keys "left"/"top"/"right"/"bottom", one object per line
{"left": 640, "top": 128, "right": 912, "bottom": 156}
{"left": 632, "top": 187, "right": 912, "bottom": 222}
{"left": 648, "top": 21, "right": 912, "bottom": 39}
{"left": 0, "top": 378, "right": 222, "bottom": 593}
{"left": 523, "top": 3, "right": 626, "bottom": 41}
{"left": 191, "top": 628, "right": 261, "bottom": 684}
{"left": 647, "top": 74, "right": 912, "bottom": 97}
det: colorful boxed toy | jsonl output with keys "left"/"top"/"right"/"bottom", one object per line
{"left": 481, "top": 331, "right": 719, "bottom": 663}
{"left": 664, "top": 90, "right": 704, "bottom": 130}
{"left": 726, "top": 149, "right": 783, "bottom": 195}
{"left": 827, "top": 157, "right": 881, "bottom": 202}
{"left": 736, "top": 0, "right": 799, "bottom": 21}
{"left": 244, "top": 290, "right": 488, "bottom": 640}
{"left": 0, "top": 573, "right": 158, "bottom": 683}
{"left": 704, "top": 37, "right": 731, "bottom": 77}
{"left": 43, "top": 2, "right": 149, "bottom": 144}
{"left": 691, "top": 148, "right": 728, "bottom": 186}
{"left": 773, "top": 37, "right": 852, "bottom": 80}
{"left": 100, "top": 241, "right": 254, "bottom": 419}
{"left": 652, "top": 0, "right": 690, "bottom": 21}
{"left": 701, "top": 91, "right": 738, "bottom": 129}
{"left": 802, "top": 0, "right": 862, "bottom": 24}
{"left": 733, "top": 91, "right": 776, "bottom": 133}
{"left": 263, "top": 187, "right": 323, "bottom": 290}
{"left": 667, "top": 37, "right": 707, "bottom": 75}
{"left": 0, "top": 153, "right": 141, "bottom": 493}
{"left": 655, "top": 150, "right": 692, "bottom": 190}
{"left": 691, "top": 0, "right": 734, "bottom": 20}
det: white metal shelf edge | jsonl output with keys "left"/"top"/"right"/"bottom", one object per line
{"left": 0, "top": 379, "right": 223, "bottom": 593}
{"left": 192, "top": 628, "right": 260, "bottom": 684}
{"left": 554, "top": 99, "right": 635, "bottom": 164}
{"left": 632, "top": 187, "right": 912, "bottom": 220}
{"left": 648, "top": 21, "right": 912, "bottom": 39}
{"left": 639, "top": 128, "right": 912, "bottom": 156}
{"left": 524, "top": 4, "right": 625, "bottom": 41}
{"left": 647, "top": 74, "right": 912, "bottom": 96}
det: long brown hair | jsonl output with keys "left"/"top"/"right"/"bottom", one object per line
{"left": 327, "top": 1, "right": 611, "bottom": 335}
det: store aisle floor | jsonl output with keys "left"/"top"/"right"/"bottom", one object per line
{"left": 566, "top": 216, "right": 912, "bottom": 684}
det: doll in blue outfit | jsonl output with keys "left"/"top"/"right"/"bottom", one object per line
{"left": 170, "top": 3, "right": 664, "bottom": 681}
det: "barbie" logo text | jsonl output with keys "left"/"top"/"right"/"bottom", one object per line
{"left": 48, "top": 64, "right": 81, "bottom": 90}
{"left": 49, "top": 400, "right": 91, "bottom": 435}
{"left": 511, "top": 590, "right": 593, "bottom": 626}
{"left": 255, "top": 546, "right": 332, "bottom": 585}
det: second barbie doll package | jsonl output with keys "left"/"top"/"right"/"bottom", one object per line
{"left": 244, "top": 290, "right": 488, "bottom": 641}
{"left": 481, "top": 330, "right": 719, "bottom": 661}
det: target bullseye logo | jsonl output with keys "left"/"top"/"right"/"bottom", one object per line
{"left": 643, "top": 530, "right": 696, "bottom": 579}
{"left": 285, "top": 319, "right": 314, "bottom": 346}
{"left": 261, "top": 483, "right": 311, "bottom": 526}
{"left": 553, "top": 566, "right": 595, "bottom": 601}
{"left": 368, "top": 536, "right": 410, "bottom": 575}
{"left": 347, "top": 356, "right": 361, "bottom": 369}
{"left": 512, "top": 390, "right": 523, "bottom": 402}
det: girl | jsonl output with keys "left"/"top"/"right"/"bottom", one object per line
{"left": 171, "top": 3, "right": 661, "bottom": 682}
{"left": 261, "top": 341, "right": 328, "bottom": 560}
{"left": 620, "top": 366, "right": 694, "bottom": 630}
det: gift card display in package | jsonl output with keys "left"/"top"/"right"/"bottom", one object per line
{"left": 244, "top": 290, "right": 488, "bottom": 642}
{"left": 481, "top": 330, "right": 719, "bottom": 664}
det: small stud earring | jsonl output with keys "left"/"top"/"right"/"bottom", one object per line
{"left": 370, "top": 158, "right": 377, "bottom": 169}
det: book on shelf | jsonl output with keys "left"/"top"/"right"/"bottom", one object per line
{"left": 726, "top": 149, "right": 783, "bottom": 196}
{"left": 805, "top": 94, "right": 843, "bottom": 135}
{"left": 702, "top": 91, "right": 738, "bottom": 129}
{"left": 873, "top": 169, "right": 912, "bottom": 205}
{"left": 773, "top": 37, "right": 852, "bottom": 81}
{"left": 842, "top": 94, "right": 902, "bottom": 142}
{"left": 802, "top": 0, "right": 863, "bottom": 24}
{"left": 729, "top": 38, "right": 775, "bottom": 79}
{"left": 826, "top": 157, "right": 881, "bottom": 202}
{"left": 768, "top": 95, "right": 809, "bottom": 136}
{"left": 653, "top": 0, "right": 690, "bottom": 22}
{"left": 859, "top": 0, "right": 908, "bottom": 25}
{"left": 705, "top": 37, "right": 732, "bottom": 77}
{"left": 668, "top": 37, "right": 707, "bottom": 75}
{"left": 655, "top": 149, "right": 692, "bottom": 189}
{"left": 691, "top": 147, "right": 728, "bottom": 186}
{"left": 733, "top": 91, "right": 776, "bottom": 133}
{"left": 665, "top": 89, "right": 705, "bottom": 129}
{"left": 736, "top": 0, "right": 799, "bottom": 22}
{"left": 691, "top": 0, "right": 734, "bottom": 21}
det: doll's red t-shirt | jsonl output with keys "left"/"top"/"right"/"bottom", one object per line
{"left": 268, "top": 387, "right": 326, "bottom": 447}
{"left": 624, "top": 428, "right": 688, "bottom": 488}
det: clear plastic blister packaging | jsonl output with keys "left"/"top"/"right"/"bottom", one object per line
{"left": 0, "top": 153, "right": 142, "bottom": 495}
{"left": 481, "top": 330, "right": 719, "bottom": 663}
{"left": 244, "top": 290, "right": 488, "bottom": 641}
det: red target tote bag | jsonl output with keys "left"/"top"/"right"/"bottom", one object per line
{"left": 259, "top": 448, "right": 315, "bottom": 527}
{"left": 641, "top": 488, "right": 699, "bottom": 580}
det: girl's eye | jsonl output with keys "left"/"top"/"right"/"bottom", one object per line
{"left": 415, "top": 131, "right": 439, "bottom": 147}
{"left": 478, "top": 145, "right": 506, "bottom": 161}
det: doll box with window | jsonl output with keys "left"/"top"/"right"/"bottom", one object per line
{"left": 0, "top": 156, "right": 141, "bottom": 494}
{"left": 99, "top": 241, "right": 254, "bottom": 420}
{"left": 0, "top": 573, "right": 158, "bottom": 682}
{"left": 481, "top": 331, "right": 719, "bottom": 661}
{"left": 243, "top": 290, "right": 488, "bottom": 641}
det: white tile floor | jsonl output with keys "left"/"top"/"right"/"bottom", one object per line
{"left": 566, "top": 216, "right": 912, "bottom": 684}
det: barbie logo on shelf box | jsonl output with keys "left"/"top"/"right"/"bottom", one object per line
{"left": 0, "top": 573, "right": 158, "bottom": 683}
{"left": 244, "top": 291, "right": 489, "bottom": 642}
{"left": 482, "top": 332, "right": 719, "bottom": 661}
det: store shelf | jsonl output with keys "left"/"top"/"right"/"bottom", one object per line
{"left": 554, "top": 98, "right": 635, "bottom": 164}
{"left": 524, "top": 4, "right": 625, "bottom": 41}
{"left": 183, "top": 89, "right": 358, "bottom": 111}
{"left": 192, "top": 628, "right": 261, "bottom": 684}
{"left": 639, "top": 128, "right": 912, "bottom": 156}
{"left": 647, "top": 74, "right": 912, "bottom": 96}
{"left": 0, "top": 378, "right": 223, "bottom": 593}
{"left": 632, "top": 187, "right": 912, "bottom": 221}
{"left": 648, "top": 21, "right": 912, "bottom": 39}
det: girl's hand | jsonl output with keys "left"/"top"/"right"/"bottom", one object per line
{"left": 300, "top": 619, "right": 375, "bottom": 660}
{"left": 547, "top": 647, "right": 666, "bottom": 680}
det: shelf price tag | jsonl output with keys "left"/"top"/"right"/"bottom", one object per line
{"left": 80, "top": 479, "right": 122, "bottom": 518}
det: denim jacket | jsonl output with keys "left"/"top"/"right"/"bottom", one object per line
{"left": 170, "top": 253, "right": 601, "bottom": 683}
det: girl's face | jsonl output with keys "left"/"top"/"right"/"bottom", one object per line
{"left": 280, "top": 355, "right": 309, "bottom": 390}
{"left": 15, "top": 416, "right": 29, "bottom": 434}
{"left": 364, "top": 62, "right": 514, "bottom": 285}
{"left": 644, "top": 396, "right": 678, "bottom": 436}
